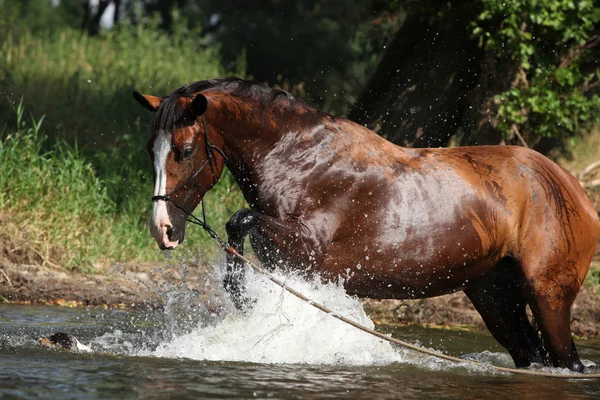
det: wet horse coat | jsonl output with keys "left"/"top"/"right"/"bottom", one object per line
{"left": 134, "top": 78, "right": 600, "bottom": 372}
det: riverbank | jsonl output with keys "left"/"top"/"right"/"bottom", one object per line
{"left": 2, "top": 258, "right": 599, "bottom": 338}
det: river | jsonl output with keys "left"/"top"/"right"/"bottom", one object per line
{"left": 1, "top": 268, "right": 599, "bottom": 399}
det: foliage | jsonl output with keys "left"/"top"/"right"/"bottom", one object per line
{"left": 590, "top": 266, "right": 600, "bottom": 287}
{"left": 0, "top": 0, "right": 83, "bottom": 34}
{"left": 6, "top": 0, "right": 600, "bottom": 147}
{"left": 191, "top": 0, "right": 397, "bottom": 115}
{"left": 472, "top": 0, "right": 600, "bottom": 144}
{"left": 0, "top": 12, "right": 225, "bottom": 146}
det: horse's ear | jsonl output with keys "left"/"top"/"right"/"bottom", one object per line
{"left": 133, "top": 91, "right": 162, "bottom": 112}
{"left": 191, "top": 93, "right": 208, "bottom": 116}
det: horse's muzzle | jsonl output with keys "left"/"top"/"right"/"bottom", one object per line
{"left": 150, "top": 219, "right": 181, "bottom": 250}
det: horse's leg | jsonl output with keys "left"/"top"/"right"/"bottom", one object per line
{"left": 224, "top": 208, "right": 319, "bottom": 309}
{"left": 464, "top": 258, "right": 547, "bottom": 368}
{"left": 526, "top": 296, "right": 583, "bottom": 372}
{"left": 224, "top": 209, "right": 255, "bottom": 310}
{"left": 524, "top": 287, "right": 584, "bottom": 371}
{"left": 520, "top": 255, "right": 585, "bottom": 372}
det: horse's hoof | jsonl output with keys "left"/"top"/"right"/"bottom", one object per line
{"left": 571, "top": 360, "right": 585, "bottom": 373}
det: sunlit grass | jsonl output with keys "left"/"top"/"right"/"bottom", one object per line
{"left": 0, "top": 20, "right": 248, "bottom": 270}
{"left": 0, "top": 19, "right": 230, "bottom": 144}
{"left": 557, "top": 127, "right": 600, "bottom": 175}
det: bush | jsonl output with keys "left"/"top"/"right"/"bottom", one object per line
{"left": 472, "top": 0, "right": 600, "bottom": 144}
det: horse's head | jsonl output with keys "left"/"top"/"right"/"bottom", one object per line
{"left": 133, "top": 90, "right": 226, "bottom": 250}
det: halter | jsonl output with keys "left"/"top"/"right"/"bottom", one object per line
{"left": 150, "top": 115, "right": 230, "bottom": 248}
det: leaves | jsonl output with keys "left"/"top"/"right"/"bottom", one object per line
{"left": 472, "top": 0, "right": 600, "bottom": 144}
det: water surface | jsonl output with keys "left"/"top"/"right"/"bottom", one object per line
{"left": 1, "top": 268, "right": 599, "bottom": 399}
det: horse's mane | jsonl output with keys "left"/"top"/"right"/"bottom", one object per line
{"left": 153, "top": 77, "right": 310, "bottom": 132}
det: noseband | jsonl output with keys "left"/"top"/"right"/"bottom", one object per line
{"left": 151, "top": 115, "right": 229, "bottom": 246}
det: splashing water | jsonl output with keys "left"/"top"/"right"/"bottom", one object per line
{"left": 142, "top": 266, "right": 408, "bottom": 365}
{"left": 4, "top": 261, "right": 597, "bottom": 377}
{"left": 88, "top": 262, "right": 519, "bottom": 373}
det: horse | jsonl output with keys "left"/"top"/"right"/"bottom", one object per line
{"left": 133, "top": 77, "right": 599, "bottom": 372}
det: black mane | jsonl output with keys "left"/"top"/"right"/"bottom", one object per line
{"left": 153, "top": 77, "right": 296, "bottom": 132}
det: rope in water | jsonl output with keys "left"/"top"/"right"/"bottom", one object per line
{"left": 224, "top": 246, "right": 600, "bottom": 379}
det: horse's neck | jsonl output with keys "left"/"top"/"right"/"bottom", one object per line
{"left": 214, "top": 104, "right": 324, "bottom": 212}
{"left": 211, "top": 96, "right": 402, "bottom": 214}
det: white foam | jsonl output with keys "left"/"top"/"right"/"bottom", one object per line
{"left": 143, "top": 267, "right": 406, "bottom": 365}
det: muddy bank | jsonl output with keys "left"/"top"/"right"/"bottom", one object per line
{"left": 2, "top": 259, "right": 599, "bottom": 338}
{"left": 0, "top": 260, "right": 220, "bottom": 310}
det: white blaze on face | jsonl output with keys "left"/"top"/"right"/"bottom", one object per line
{"left": 149, "top": 130, "right": 179, "bottom": 248}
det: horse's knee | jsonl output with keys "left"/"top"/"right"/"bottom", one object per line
{"left": 226, "top": 209, "right": 256, "bottom": 239}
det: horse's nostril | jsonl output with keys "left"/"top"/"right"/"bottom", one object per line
{"left": 166, "top": 227, "right": 174, "bottom": 239}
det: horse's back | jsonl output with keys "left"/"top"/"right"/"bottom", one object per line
{"left": 323, "top": 143, "right": 598, "bottom": 295}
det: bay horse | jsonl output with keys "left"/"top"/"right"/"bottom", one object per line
{"left": 134, "top": 77, "right": 599, "bottom": 372}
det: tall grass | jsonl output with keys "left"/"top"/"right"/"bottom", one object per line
{"left": 0, "top": 21, "right": 246, "bottom": 269}
{"left": 1, "top": 101, "right": 116, "bottom": 267}
{"left": 0, "top": 17, "right": 235, "bottom": 144}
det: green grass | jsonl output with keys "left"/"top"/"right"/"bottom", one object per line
{"left": 0, "top": 18, "right": 237, "bottom": 145}
{"left": 589, "top": 268, "right": 600, "bottom": 288}
{"left": 0, "top": 21, "right": 246, "bottom": 270}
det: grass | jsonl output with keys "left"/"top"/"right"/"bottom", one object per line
{"left": 0, "top": 18, "right": 237, "bottom": 145}
{"left": 558, "top": 128, "right": 600, "bottom": 175}
{"left": 586, "top": 261, "right": 600, "bottom": 289}
{"left": 0, "top": 20, "right": 246, "bottom": 270}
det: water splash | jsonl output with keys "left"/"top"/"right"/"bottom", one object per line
{"left": 142, "top": 266, "right": 407, "bottom": 365}
{"left": 10, "top": 260, "right": 593, "bottom": 376}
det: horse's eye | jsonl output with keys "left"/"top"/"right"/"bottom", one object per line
{"left": 182, "top": 147, "right": 193, "bottom": 160}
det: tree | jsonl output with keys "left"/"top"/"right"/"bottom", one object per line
{"left": 188, "top": 0, "right": 396, "bottom": 114}
{"left": 348, "top": 2, "right": 484, "bottom": 147}
{"left": 348, "top": 0, "right": 600, "bottom": 152}
{"left": 82, "top": 0, "right": 112, "bottom": 35}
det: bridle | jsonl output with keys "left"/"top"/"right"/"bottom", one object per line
{"left": 150, "top": 115, "right": 230, "bottom": 247}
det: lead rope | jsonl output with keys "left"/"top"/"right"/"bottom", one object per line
{"left": 183, "top": 209, "right": 600, "bottom": 379}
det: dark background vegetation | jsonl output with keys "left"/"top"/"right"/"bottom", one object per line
{"left": 1, "top": 0, "right": 599, "bottom": 269}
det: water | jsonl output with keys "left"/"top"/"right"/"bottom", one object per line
{"left": 1, "top": 266, "right": 600, "bottom": 399}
